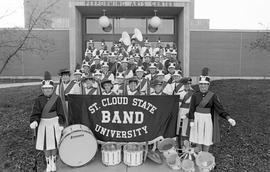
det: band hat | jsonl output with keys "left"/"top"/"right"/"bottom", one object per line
{"left": 136, "top": 66, "right": 144, "bottom": 72}
{"left": 179, "top": 77, "right": 192, "bottom": 84}
{"left": 151, "top": 79, "right": 163, "bottom": 86}
{"left": 101, "top": 79, "right": 113, "bottom": 89}
{"left": 109, "top": 52, "right": 117, "bottom": 57}
{"left": 165, "top": 49, "right": 172, "bottom": 54}
{"left": 172, "top": 70, "right": 182, "bottom": 76}
{"left": 171, "top": 49, "right": 177, "bottom": 55}
{"left": 118, "top": 53, "right": 123, "bottom": 57}
{"left": 156, "top": 70, "right": 165, "bottom": 76}
{"left": 101, "top": 62, "right": 109, "bottom": 68}
{"left": 83, "top": 74, "right": 96, "bottom": 81}
{"left": 128, "top": 76, "right": 139, "bottom": 84}
{"left": 134, "top": 53, "right": 140, "bottom": 58}
{"left": 94, "top": 55, "right": 101, "bottom": 60}
{"left": 94, "top": 69, "right": 102, "bottom": 76}
{"left": 41, "top": 71, "right": 54, "bottom": 89}
{"left": 199, "top": 67, "right": 210, "bottom": 84}
{"left": 168, "top": 62, "right": 176, "bottom": 69}
{"left": 116, "top": 72, "right": 124, "bottom": 79}
{"left": 82, "top": 61, "right": 90, "bottom": 67}
{"left": 129, "top": 54, "right": 134, "bottom": 59}
{"left": 103, "top": 50, "right": 109, "bottom": 55}
{"left": 149, "top": 62, "right": 157, "bottom": 69}
{"left": 144, "top": 53, "right": 151, "bottom": 57}
{"left": 121, "top": 58, "right": 129, "bottom": 63}
{"left": 58, "top": 69, "right": 70, "bottom": 76}
{"left": 74, "top": 69, "right": 82, "bottom": 75}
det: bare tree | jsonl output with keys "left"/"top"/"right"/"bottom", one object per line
{"left": 0, "top": 0, "right": 60, "bottom": 75}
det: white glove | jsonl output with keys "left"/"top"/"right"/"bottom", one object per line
{"left": 59, "top": 126, "right": 64, "bottom": 132}
{"left": 228, "top": 118, "right": 236, "bottom": 126}
{"left": 30, "top": 121, "right": 38, "bottom": 129}
{"left": 190, "top": 122, "right": 194, "bottom": 127}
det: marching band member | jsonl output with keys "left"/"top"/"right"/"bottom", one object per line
{"left": 164, "top": 62, "right": 176, "bottom": 82}
{"left": 81, "top": 61, "right": 91, "bottom": 77}
{"left": 136, "top": 66, "right": 150, "bottom": 95}
{"left": 81, "top": 74, "right": 99, "bottom": 95}
{"left": 108, "top": 52, "right": 121, "bottom": 75}
{"left": 153, "top": 39, "right": 164, "bottom": 56}
{"left": 142, "top": 53, "right": 151, "bottom": 72}
{"left": 121, "top": 57, "right": 134, "bottom": 79}
{"left": 141, "top": 39, "right": 153, "bottom": 56}
{"left": 100, "top": 61, "right": 114, "bottom": 82}
{"left": 69, "top": 65, "right": 83, "bottom": 95}
{"left": 126, "top": 76, "right": 141, "bottom": 95}
{"left": 189, "top": 68, "right": 236, "bottom": 152}
{"left": 85, "top": 39, "right": 97, "bottom": 56}
{"left": 128, "top": 54, "right": 138, "bottom": 72}
{"left": 176, "top": 77, "right": 194, "bottom": 140}
{"left": 145, "top": 62, "right": 157, "bottom": 81}
{"left": 30, "top": 71, "right": 65, "bottom": 172}
{"left": 99, "top": 40, "right": 107, "bottom": 55}
{"left": 171, "top": 70, "right": 184, "bottom": 94}
{"left": 101, "top": 79, "right": 117, "bottom": 95}
{"left": 90, "top": 55, "right": 102, "bottom": 73}
{"left": 55, "top": 69, "right": 75, "bottom": 96}
{"left": 113, "top": 72, "right": 125, "bottom": 95}
{"left": 150, "top": 79, "right": 167, "bottom": 95}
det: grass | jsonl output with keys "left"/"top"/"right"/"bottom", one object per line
{"left": 0, "top": 80, "right": 269, "bottom": 171}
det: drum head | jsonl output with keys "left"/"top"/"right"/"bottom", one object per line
{"left": 182, "top": 159, "right": 194, "bottom": 170}
{"left": 195, "top": 151, "right": 215, "bottom": 168}
{"left": 157, "top": 138, "right": 176, "bottom": 152}
{"left": 59, "top": 130, "right": 97, "bottom": 167}
{"left": 102, "top": 142, "right": 121, "bottom": 151}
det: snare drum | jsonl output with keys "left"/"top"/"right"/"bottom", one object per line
{"left": 59, "top": 124, "right": 97, "bottom": 167}
{"left": 181, "top": 159, "right": 195, "bottom": 172}
{"left": 157, "top": 138, "right": 177, "bottom": 159}
{"left": 195, "top": 151, "right": 215, "bottom": 172}
{"left": 101, "top": 142, "right": 122, "bottom": 166}
{"left": 123, "top": 143, "right": 145, "bottom": 166}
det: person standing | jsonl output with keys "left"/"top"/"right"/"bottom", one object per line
{"left": 30, "top": 71, "right": 65, "bottom": 172}
{"left": 188, "top": 68, "right": 236, "bottom": 152}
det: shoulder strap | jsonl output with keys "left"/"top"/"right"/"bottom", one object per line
{"left": 198, "top": 91, "right": 214, "bottom": 108}
{"left": 88, "top": 88, "right": 97, "bottom": 95}
{"left": 64, "top": 81, "right": 75, "bottom": 94}
{"left": 41, "top": 93, "right": 58, "bottom": 116}
{"left": 174, "top": 83, "right": 183, "bottom": 93}
{"left": 182, "top": 91, "right": 193, "bottom": 104}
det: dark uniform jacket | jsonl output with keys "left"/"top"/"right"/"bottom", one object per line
{"left": 188, "top": 90, "right": 231, "bottom": 143}
{"left": 30, "top": 94, "right": 66, "bottom": 125}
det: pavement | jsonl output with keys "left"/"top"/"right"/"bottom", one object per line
{"left": 57, "top": 150, "right": 201, "bottom": 172}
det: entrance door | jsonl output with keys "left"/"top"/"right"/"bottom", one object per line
{"left": 82, "top": 17, "right": 177, "bottom": 59}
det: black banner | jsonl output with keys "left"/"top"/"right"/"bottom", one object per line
{"left": 68, "top": 95, "right": 179, "bottom": 143}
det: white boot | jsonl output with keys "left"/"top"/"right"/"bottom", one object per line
{"left": 45, "top": 156, "right": 52, "bottom": 172}
{"left": 51, "top": 155, "right": 57, "bottom": 172}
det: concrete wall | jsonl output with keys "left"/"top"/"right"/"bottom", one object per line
{"left": 0, "top": 29, "right": 69, "bottom": 76}
{"left": 190, "top": 30, "right": 270, "bottom": 77}
{"left": 1, "top": 29, "right": 270, "bottom": 77}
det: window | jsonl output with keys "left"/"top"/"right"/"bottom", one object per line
{"left": 114, "top": 18, "right": 146, "bottom": 34}
{"left": 148, "top": 19, "right": 174, "bottom": 34}
{"left": 86, "top": 18, "right": 113, "bottom": 34}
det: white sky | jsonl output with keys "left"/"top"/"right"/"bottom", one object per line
{"left": 0, "top": 0, "right": 269, "bottom": 29}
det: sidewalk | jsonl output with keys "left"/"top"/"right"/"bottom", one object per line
{"left": 0, "top": 82, "right": 41, "bottom": 89}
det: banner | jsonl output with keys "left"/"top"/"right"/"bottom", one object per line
{"left": 68, "top": 95, "right": 179, "bottom": 143}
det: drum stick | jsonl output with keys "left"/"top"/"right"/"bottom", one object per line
{"left": 144, "top": 141, "right": 148, "bottom": 163}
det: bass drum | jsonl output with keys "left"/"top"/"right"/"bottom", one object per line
{"left": 59, "top": 124, "right": 97, "bottom": 167}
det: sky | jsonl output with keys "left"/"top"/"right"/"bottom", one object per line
{"left": 0, "top": 0, "right": 269, "bottom": 30}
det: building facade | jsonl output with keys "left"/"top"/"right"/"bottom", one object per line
{"left": 0, "top": 0, "right": 269, "bottom": 78}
